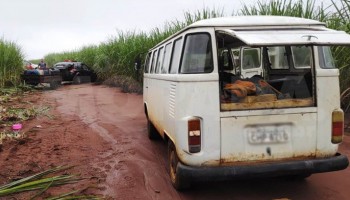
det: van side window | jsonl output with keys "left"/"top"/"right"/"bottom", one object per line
{"left": 162, "top": 43, "right": 172, "bottom": 74}
{"left": 180, "top": 33, "right": 213, "bottom": 74}
{"left": 144, "top": 52, "right": 152, "bottom": 73}
{"left": 150, "top": 49, "right": 158, "bottom": 73}
{"left": 242, "top": 48, "right": 261, "bottom": 69}
{"left": 268, "top": 47, "right": 289, "bottom": 69}
{"left": 292, "top": 46, "right": 312, "bottom": 68}
{"left": 169, "top": 37, "right": 183, "bottom": 74}
{"left": 318, "top": 46, "right": 336, "bottom": 69}
{"left": 155, "top": 47, "right": 164, "bottom": 73}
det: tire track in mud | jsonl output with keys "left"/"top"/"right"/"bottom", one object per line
{"left": 47, "top": 85, "right": 180, "bottom": 200}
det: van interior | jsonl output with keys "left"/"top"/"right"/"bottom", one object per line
{"left": 216, "top": 32, "right": 316, "bottom": 111}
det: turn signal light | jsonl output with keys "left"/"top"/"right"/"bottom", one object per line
{"left": 188, "top": 118, "right": 201, "bottom": 153}
{"left": 332, "top": 110, "right": 344, "bottom": 144}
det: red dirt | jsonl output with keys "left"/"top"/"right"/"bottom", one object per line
{"left": 0, "top": 84, "right": 350, "bottom": 199}
{"left": 0, "top": 84, "right": 179, "bottom": 199}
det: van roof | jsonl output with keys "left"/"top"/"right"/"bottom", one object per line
{"left": 150, "top": 16, "right": 326, "bottom": 50}
{"left": 188, "top": 16, "right": 325, "bottom": 28}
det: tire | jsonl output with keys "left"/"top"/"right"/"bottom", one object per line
{"left": 86, "top": 76, "right": 91, "bottom": 83}
{"left": 147, "top": 119, "right": 159, "bottom": 140}
{"left": 283, "top": 173, "right": 311, "bottom": 181}
{"left": 91, "top": 74, "right": 97, "bottom": 83}
{"left": 50, "top": 81, "right": 59, "bottom": 90}
{"left": 168, "top": 141, "right": 190, "bottom": 190}
{"left": 73, "top": 76, "right": 82, "bottom": 84}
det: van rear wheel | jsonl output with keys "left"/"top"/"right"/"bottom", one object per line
{"left": 168, "top": 141, "right": 190, "bottom": 190}
{"left": 147, "top": 119, "right": 159, "bottom": 140}
{"left": 283, "top": 173, "right": 311, "bottom": 181}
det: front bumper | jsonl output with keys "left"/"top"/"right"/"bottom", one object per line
{"left": 177, "top": 153, "right": 348, "bottom": 182}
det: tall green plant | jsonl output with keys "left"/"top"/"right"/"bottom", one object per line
{"left": 42, "top": 0, "right": 350, "bottom": 94}
{"left": 77, "top": 45, "right": 98, "bottom": 68}
{"left": 0, "top": 38, "right": 24, "bottom": 87}
{"left": 43, "top": 8, "right": 225, "bottom": 83}
{"left": 44, "top": 50, "right": 80, "bottom": 67}
{"left": 240, "top": 0, "right": 328, "bottom": 20}
{"left": 330, "top": 0, "right": 350, "bottom": 92}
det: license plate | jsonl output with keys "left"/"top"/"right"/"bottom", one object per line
{"left": 246, "top": 125, "right": 290, "bottom": 144}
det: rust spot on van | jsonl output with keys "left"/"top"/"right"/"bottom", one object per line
{"left": 220, "top": 153, "right": 316, "bottom": 166}
{"left": 315, "top": 149, "right": 338, "bottom": 157}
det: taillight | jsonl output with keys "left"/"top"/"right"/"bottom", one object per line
{"left": 188, "top": 118, "right": 201, "bottom": 153}
{"left": 332, "top": 110, "right": 344, "bottom": 144}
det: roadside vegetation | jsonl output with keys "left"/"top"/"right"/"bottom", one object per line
{"left": 0, "top": 38, "right": 24, "bottom": 88}
{"left": 0, "top": 165, "right": 100, "bottom": 199}
{"left": 41, "top": 0, "right": 350, "bottom": 96}
{"left": 2, "top": 0, "right": 349, "bottom": 103}
{"left": 0, "top": 87, "right": 49, "bottom": 141}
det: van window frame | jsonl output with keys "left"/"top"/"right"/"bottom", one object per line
{"left": 144, "top": 52, "right": 152, "bottom": 73}
{"left": 318, "top": 46, "right": 336, "bottom": 69}
{"left": 169, "top": 37, "right": 183, "bottom": 74}
{"left": 150, "top": 49, "right": 158, "bottom": 74}
{"left": 291, "top": 46, "right": 312, "bottom": 69}
{"left": 241, "top": 47, "right": 261, "bottom": 70}
{"left": 155, "top": 46, "right": 164, "bottom": 74}
{"left": 179, "top": 32, "right": 214, "bottom": 74}
{"left": 265, "top": 45, "right": 315, "bottom": 72}
{"left": 161, "top": 42, "right": 173, "bottom": 74}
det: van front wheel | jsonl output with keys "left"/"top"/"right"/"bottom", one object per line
{"left": 168, "top": 142, "right": 190, "bottom": 190}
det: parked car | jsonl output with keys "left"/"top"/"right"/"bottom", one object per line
{"left": 52, "top": 61, "right": 97, "bottom": 84}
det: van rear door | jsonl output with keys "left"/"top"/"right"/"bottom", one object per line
{"left": 218, "top": 29, "right": 350, "bottom": 46}
{"left": 220, "top": 109, "right": 317, "bottom": 163}
{"left": 218, "top": 28, "right": 350, "bottom": 163}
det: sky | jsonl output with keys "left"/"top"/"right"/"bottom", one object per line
{"left": 0, "top": 0, "right": 336, "bottom": 60}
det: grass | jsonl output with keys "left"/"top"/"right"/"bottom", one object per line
{"left": 41, "top": 1, "right": 350, "bottom": 91}
{"left": 329, "top": 0, "right": 350, "bottom": 92}
{"left": 0, "top": 87, "right": 51, "bottom": 144}
{"left": 42, "top": 8, "right": 226, "bottom": 91}
{"left": 2, "top": 0, "right": 350, "bottom": 100}
{"left": 0, "top": 87, "right": 48, "bottom": 126}
{"left": 0, "top": 38, "right": 24, "bottom": 88}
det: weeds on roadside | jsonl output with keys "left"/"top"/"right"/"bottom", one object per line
{"left": 42, "top": 1, "right": 350, "bottom": 90}
{"left": 0, "top": 165, "right": 101, "bottom": 199}
{"left": 0, "top": 38, "right": 24, "bottom": 88}
{"left": 0, "top": 106, "right": 51, "bottom": 125}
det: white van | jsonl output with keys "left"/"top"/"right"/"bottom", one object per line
{"left": 143, "top": 16, "right": 350, "bottom": 189}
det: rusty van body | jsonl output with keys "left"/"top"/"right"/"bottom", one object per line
{"left": 143, "top": 16, "right": 350, "bottom": 189}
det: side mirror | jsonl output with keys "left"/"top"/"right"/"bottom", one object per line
{"left": 134, "top": 62, "right": 141, "bottom": 71}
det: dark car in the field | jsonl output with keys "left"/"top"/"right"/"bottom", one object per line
{"left": 52, "top": 61, "right": 97, "bottom": 84}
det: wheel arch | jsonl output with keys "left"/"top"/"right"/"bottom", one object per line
{"left": 144, "top": 102, "right": 149, "bottom": 119}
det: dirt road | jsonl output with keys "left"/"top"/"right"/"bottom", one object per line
{"left": 1, "top": 84, "right": 350, "bottom": 199}
{"left": 47, "top": 84, "right": 180, "bottom": 199}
